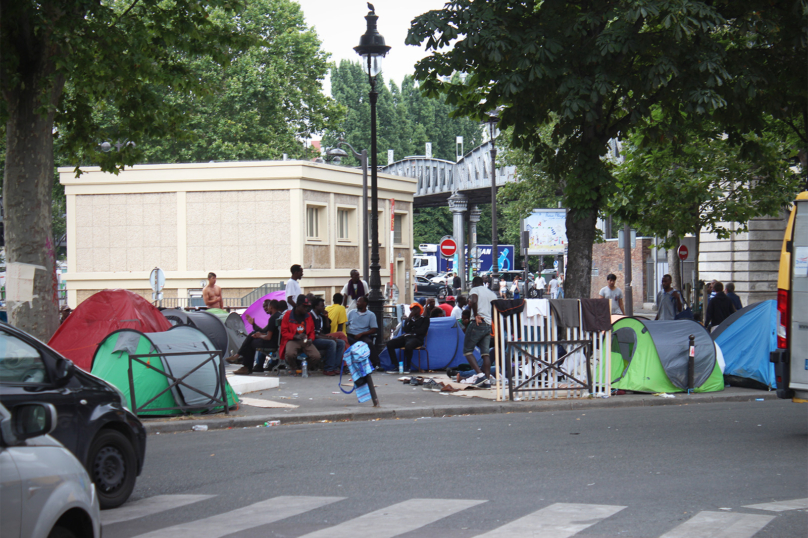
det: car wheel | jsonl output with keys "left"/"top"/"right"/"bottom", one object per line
{"left": 437, "top": 288, "right": 447, "bottom": 299}
{"left": 87, "top": 429, "right": 137, "bottom": 509}
{"left": 48, "top": 526, "right": 77, "bottom": 538}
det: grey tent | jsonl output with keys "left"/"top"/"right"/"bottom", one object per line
{"left": 160, "top": 310, "right": 229, "bottom": 355}
{"left": 206, "top": 309, "right": 248, "bottom": 357}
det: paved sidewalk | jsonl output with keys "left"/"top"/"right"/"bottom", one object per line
{"left": 141, "top": 364, "right": 779, "bottom": 433}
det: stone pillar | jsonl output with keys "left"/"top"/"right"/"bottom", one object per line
{"left": 448, "top": 192, "right": 468, "bottom": 290}
{"left": 469, "top": 205, "right": 482, "bottom": 280}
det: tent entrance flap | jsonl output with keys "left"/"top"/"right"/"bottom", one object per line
{"left": 127, "top": 349, "right": 230, "bottom": 416}
{"left": 611, "top": 327, "right": 638, "bottom": 383}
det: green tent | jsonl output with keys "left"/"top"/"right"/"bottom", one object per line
{"left": 607, "top": 317, "right": 724, "bottom": 393}
{"left": 91, "top": 326, "right": 239, "bottom": 416}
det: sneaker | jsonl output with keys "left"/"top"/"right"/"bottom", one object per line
{"left": 422, "top": 379, "right": 442, "bottom": 392}
{"left": 474, "top": 376, "right": 491, "bottom": 389}
{"left": 232, "top": 367, "right": 252, "bottom": 376}
{"left": 409, "top": 376, "right": 424, "bottom": 386}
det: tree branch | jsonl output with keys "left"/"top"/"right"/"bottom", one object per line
{"left": 111, "top": 0, "right": 140, "bottom": 29}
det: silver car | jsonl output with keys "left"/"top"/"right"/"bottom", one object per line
{"left": 0, "top": 402, "right": 100, "bottom": 538}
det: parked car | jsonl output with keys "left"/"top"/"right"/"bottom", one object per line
{"left": 0, "top": 322, "right": 146, "bottom": 509}
{"left": 414, "top": 276, "right": 450, "bottom": 299}
{"left": 0, "top": 401, "right": 101, "bottom": 538}
{"left": 429, "top": 272, "right": 452, "bottom": 285}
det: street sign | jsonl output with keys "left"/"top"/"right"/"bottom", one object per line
{"left": 677, "top": 245, "right": 689, "bottom": 261}
{"left": 439, "top": 238, "right": 457, "bottom": 258}
{"left": 149, "top": 267, "right": 166, "bottom": 292}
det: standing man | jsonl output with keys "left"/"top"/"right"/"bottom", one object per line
{"left": 286, "top": 264, "right": 304, "bottom": 310}
{"left": 655, "top": 274, "right": 683, "bottom": 320}
{"left": 547, "top": 273, "right": 560, "bottom": 299}
{"left": 705, "top": 281, "right": 736, "bottom": 331}
{"left": 203, "top": 272, "right": 223, "bottom": 309}
{"left": 341, "top": 269, "right": 369, "bottom": 311}
{"left": 599, "top": 274, "right": 625, "bottom": 315}
{"left": 725, "top": 282, "right": 743, "bottom": 311}
{"left": 346, "top": 296, "right": 380, "bottom": 368}
{"left": 452, "top": 272, "right": 462, "bottom": 295}
{"left": 464, "top": 276, "right": 498, "bottom": 388}
{"left": 386, "top": 303, "right": 430, "bottom": 373}
{"left": 279, "top": 296, "right": 321, "bottom": 375}
{"left": 535, "top": 272, "right": 547, "bottom": 298}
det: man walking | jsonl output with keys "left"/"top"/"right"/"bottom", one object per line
{"left": 386, "top": 303, "right": 430, "bottom": 373}
{"left": 346, "top": 296, "right": 380, "bottom": 368}
{"left": 464, "top": 276, "right": 498, "bottom": 388}
{"left": 279, "top": 296, "right": 320, "bottom": 375}
{"left": 547, "top": 273, "right": 560, "bottom": 299}
{"left": 705, "top": 281, "right": 736, "bottom": 331}
{"left": 598, "top": 274, "right": 625, "bottom": 315}
{"left": 341, "top": 269, "right": 368, "bottom": 311}
{"left": 655, "top": 274, "right": 683, "bottom": 320}
{"left": 452, "top": 272, "right": 462, "bottom": 295}
{"left": 203, "top": 272, "right": 223, "bottom": 309}
{"left": 286, "top": 264, "right": 304, "bottom": 309}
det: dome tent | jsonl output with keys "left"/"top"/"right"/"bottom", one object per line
{"left": 90, "top": 325, "right": 238, "bottom": 416}
{"left": 607, "top": 318, "right": 724, "bottom": 393}
{"left": 711, "top": 301, "right": 777, "bottom": 389}
{"left": 205, "top": 309, "right": 248, "bottom": 358}
{"left": 49, "top": 289, "right": 172, "bottom": 371}
{"left": 160, "top": 309, "right": 229, "bottom": 356}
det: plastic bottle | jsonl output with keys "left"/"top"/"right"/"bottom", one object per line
{"left": 302, "top": 359, "right": 309, "bottom": 378}
{"left": 399, "top": 361, "right": 404, "bottom": 374}
{"left": 192, "top": 425, "right": 208, "bottom": 431}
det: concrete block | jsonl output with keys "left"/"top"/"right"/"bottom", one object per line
{"left": 227, "top": 375, "right": 280, "bottom": 395}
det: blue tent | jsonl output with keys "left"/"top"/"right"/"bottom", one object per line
{"left": 711, "top": 300, "right": 777, "bottom": 389}
{"left": 380, "top": 316, "right": 481, "bottom": 371}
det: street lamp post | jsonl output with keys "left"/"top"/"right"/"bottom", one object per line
{"left": 330, "top": 140, "right": 370, "bottom": 282}
{"left": 487, "top": 111, "right": 500, "bottom": 290}
{"left": 355, "top": 6, "right": 390, "bottom": 365}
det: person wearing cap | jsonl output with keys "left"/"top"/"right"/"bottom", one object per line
{"left": 386, "top": 303, "right": 430, "bottom": 373}
{"left": 437, "top": 298, "right": 454, "bottom": 317}
{"left": 279, "top": 296, "right": 321, "bottom": 376}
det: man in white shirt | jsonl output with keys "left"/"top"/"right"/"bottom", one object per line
{"left": 535, "top": 275, "right": 547, "bottom": 296}
{"left": 286, "top": 264, "right": 303, "bottom": 310}
{"left": 341, "top": 269, "right": 369, "bottom": 311}
{"left": 452, "top": 295, "right": 466, "bottom": 320}
{"left": 598, "top": 273, "right": 625, "bottom": 315}
{"left": 464, "top": 276, "right": 498, "bottom": 388}
{"left": 548, "top": 275, "right": 560, "bottom": 299}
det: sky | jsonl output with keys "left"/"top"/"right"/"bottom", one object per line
{"left": 295, "top": 0, "right": 448, "bottom": 89}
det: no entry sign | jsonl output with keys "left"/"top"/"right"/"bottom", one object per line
{"left": 677, "top": 245, "right": 689, "bottom": 261}
{"left": 439, "top": 238, "right": 457, "bottom": 258}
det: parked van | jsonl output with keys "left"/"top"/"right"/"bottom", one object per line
{"left": 771, "top": 191, "right": 808, "bottom": 402}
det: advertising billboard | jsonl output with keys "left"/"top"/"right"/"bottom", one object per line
{"left": 524, "top": 209, "right": 567, "bottom": 255}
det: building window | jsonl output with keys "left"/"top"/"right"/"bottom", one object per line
{"left": 306, "top": 205, "right": 325, "bottom": 241}
{"left": 337, "top": 208, "right": 353, "bottom": 241}
{"left": 394, "top": 214, "right": 403, "bottom": 244}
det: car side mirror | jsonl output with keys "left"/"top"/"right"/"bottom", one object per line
{"left": 0, "top": 403, "right": 58, "bottom": 445}
{"left": 53, "top": 358, "right": 75, "bottom": 388}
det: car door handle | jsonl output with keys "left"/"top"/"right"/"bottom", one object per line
{"left": 79, "top": 399, "right": 88, "bottom": 405}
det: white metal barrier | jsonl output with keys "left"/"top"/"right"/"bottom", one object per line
{"left": 492, "top": 300, "right": 611, "bottom": 401}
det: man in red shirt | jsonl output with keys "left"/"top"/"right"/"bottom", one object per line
{"left": 438, "top": 297, "right": 454, "bottom": 317}
{"left": 279, "top": 296, "right": 321, "bottom": 375}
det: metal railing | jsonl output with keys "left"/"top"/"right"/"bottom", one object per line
{"left": 156, "top": 282, "right": 286, "bottom": 310}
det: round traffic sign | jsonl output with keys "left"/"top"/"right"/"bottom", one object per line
{"left": 439, "top": 238, "right": 457, "bottom": 258}
{"left": 149, "top": 267, "right": 166, "bottom": 292}
{"left": 677, "top": 245, "right": 689, "bottom": 261}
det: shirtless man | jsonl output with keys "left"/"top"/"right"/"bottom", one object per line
{"left": 203, "top": 272, "right": 223, "bottom": 309}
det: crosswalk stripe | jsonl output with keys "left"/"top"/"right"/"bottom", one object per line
{"left": 130, "top": 496, "right": 343, "bottom": 538}
{"left": 102, "top": 495, "right": 216, "bottom": 525}
{"left": 743, "top": 498, "right": 808, "bottom": 512}
{"left": 298, "top": 498, "right": 486, "bottom": 538}
{"left": 659, "top": 511, "right": 774, "bottom": 538}
{"left": 474, "top": 502, "right": 625, "bottom": 538}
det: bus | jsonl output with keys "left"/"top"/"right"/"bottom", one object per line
{"left": 771, "top": 191, "right": 808, "bottom": 402}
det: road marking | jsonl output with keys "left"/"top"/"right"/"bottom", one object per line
{"left": 130, "top": 496, "right": 343, "bottom": 538}
{"left": 102, "top": 495, "right": 216, "bottom": 525}
{"left": 474, "top": 502, "right": 625, "bottom": 538}
{"left": 744, "top": 498, "right": 808, "bottom": 512}
{"left": 659, "top": 511, "right": 774, "bottom": 538}
{"left": 298, "top": 498, "right": 485, "bottom": 538}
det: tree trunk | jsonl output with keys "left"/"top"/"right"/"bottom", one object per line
{"left": 564, "top": 207, "right": 597, "bottom": 299}
{"left": 3, "top": 31, "right": 64, "bottom": 340}
{"left": 667, "top": 237, "right": 682, "bottom": 293}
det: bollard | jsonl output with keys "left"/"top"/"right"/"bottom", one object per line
{"left": 687, "top": 334, "right": 695, "bottom": 392}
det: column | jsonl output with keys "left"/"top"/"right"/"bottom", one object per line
{"left": 469, "top": 205, "right": 482, "bottom": 281}
{"left": 448, "top": 192, "right": 468, "bottom": 290}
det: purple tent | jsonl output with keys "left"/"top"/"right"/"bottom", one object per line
{"left": 241, "top": 290, "right": 287, "bottom": 332}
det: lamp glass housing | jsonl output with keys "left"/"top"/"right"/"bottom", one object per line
{"left": 361, "top": 54, "right": 383, "bottom": 77}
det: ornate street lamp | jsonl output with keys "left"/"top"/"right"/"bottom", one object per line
{"left": 354, "top": 5, "right": 390, "bottom": 356}
{"left": 486, "top": 110, "right": 500, "bottom": 290}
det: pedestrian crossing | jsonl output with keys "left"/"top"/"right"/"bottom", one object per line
{"left": 102, "top": 494, "right": 803, "bottom": 538}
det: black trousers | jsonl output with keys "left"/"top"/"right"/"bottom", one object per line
{"left": 237, "top": 337, "right": 276, "bottom": 370}
{"left": 386, "top": 335, "right": 424, "bottom": 371}
{"left": 347, "top": 334, "right": 379, "bottom": 367}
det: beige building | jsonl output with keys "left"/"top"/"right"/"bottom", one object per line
{"left": 60, "top": 160, "right": 416, "bottom": 307}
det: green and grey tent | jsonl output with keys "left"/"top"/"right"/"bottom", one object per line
{"left": 607, "top": 317, "right": 724, "bottom": 393}
{"left": 206, "top": 309, "right": 248, "bottom": 358}
{"left": 90, "top": 325, "right": 238, "bottom": 416}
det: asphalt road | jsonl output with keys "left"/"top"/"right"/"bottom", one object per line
{"left": 104, "top": 400, "right": 807, "bottom": 538}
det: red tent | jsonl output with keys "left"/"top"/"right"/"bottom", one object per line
{"left": 49, "top": 289, "right": 172, "bottom": 371}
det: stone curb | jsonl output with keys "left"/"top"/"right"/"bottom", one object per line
{"left": 142, "top": 391, "right": 779, "bottom": 434}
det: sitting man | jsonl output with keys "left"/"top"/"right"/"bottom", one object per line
{"left": 386, "top": 303, "right": 430, "bottom": 373}
{"left": 346, "top": 296, "right": 380, "bottom": 368}
{"left": 225, "top": 299, "right": 281, "bottom": 375}
{"left": 279, "top": 296, "right": 321, "bottom": 376}
{"left": 310, "top": 297, "right": 346, "bottom": 376}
